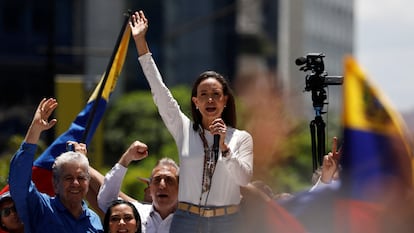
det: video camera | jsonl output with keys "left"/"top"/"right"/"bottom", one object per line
{"left": 295, "top": 53, "right": 343, "bottom": 92}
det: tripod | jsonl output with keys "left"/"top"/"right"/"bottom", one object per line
{"left": 309, "top": 87, "right": 327, "bottom": 172}
{"left": 296, "top": 52, "right": 343, "bottom": 173}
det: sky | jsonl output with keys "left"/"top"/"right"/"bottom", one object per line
{"left": 356, "top": 0, "right": 414, "bottom": 112}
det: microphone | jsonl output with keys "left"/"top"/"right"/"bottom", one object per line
{"left": 295, "top": 56, "right": 307, "bottom": 66}
{"left": 213, "top": 134, "right": 220, "bottom": 161}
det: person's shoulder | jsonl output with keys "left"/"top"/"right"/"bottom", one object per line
{"left": 87, "top": 207, "right": 101, "bottom": 218}
{"left": 13, "top": 142, "right": 37, "bottom": 158}
{"left": 131, "top": 200, "right": 152, "bottom": 210}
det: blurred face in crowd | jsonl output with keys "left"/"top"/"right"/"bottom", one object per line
{"left": 150, "top": 165, "right": 179, "bottom": 213}
{"left": 108, "top": 203, "right": 140, "bottom": 233}
{"left": 54, "top": 162, "right": 90, "bottom": 205}
{"left": 0, "top": 199, "right": 24, "bottom": 233}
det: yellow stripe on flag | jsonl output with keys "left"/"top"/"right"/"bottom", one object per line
{"left": 343, "top": 56, "right": 414, "bottom": 187}
{"left": 89, "top": 26, "right": 131, "bottom": 102}
{"left": 343, "top": 56, "right": 407, "bottom": 135}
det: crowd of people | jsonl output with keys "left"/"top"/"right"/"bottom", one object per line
{"left": 0, "top": 10, "right": 347, "bottom": 233}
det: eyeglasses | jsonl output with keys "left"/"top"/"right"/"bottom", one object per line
{"left": 0, "top": 205, "right": 16, "bottom": 217}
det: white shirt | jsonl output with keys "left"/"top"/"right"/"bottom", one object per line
{"left": 138, "top": 53, "right": 254, "bottom": 206}
{"left": 98, "top": 163, "right": 173, "bottom": 233}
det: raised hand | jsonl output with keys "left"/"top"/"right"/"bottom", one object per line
{"left": 320, "top": 137, "right": 341, "bottom": 183}
{"left": 25, "top": 98, "right": 58, "bottom": 144}
{"left": 34, "top": 98, "right": 58, "bottom": 130}
{"left": 66, "top": 141, "right": 88, "bottom": 156}
{"left": 130, "top": 10, "right": 148, "bottom": 40}
{"left": 130, "top": 10, "right": 150, "bottom": 56}
{"left": 119, "top": 140, "right": 149, "bottom": 167}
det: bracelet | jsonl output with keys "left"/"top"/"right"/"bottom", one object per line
{"left": 221, "top": 149, "right": 230, "bottom": 158}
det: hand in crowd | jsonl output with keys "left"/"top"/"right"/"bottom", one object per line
{"left": 320, "top": 137, "right": 341, "bottom": 184}
{"left": 32, "top": 98, "right": 58, "bottom": 131}
{"left": 25, "top": 98, "right": 58, "bottom": 144}
{"left": 118, "top": 141, "right": 149, "bottom": 167}
{"left": 130, "top": 10, "right": 148, "bottom": 40}
{"left": 66, "top": 141, "right": 88, "bottom": 155}
{"left": 209, "top": 118, "right": 229, "bottom": 151}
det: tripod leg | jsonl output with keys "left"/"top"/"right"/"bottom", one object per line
{"left": 315, "top": 116, "right": 326, "bottom": 167}
{"left": 310, "top": 120, "right": 317, "bottom": 172}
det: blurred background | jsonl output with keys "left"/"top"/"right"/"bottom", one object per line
{"left": 0, "top": 0, "right": 412, "bottom": 200}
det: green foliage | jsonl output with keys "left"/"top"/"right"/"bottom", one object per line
{"left": 104, "top": 92, "right": 170, "bottom": 165}
{"left": 170, "top": 85, "right": 192, "bottom": 117}
{"left": 270, "top": 122, "right": 314, "bottom": 193}
{"left": 234, "top": 96, "right": 248, "bottom": 128}
{"left": 0, "top": 134, "right": 49, "bottom": 189}
{"left": 0, "top": 156, "right": 10, "bottom": 188}
{"left": 265, "top": 118, "right": 342, "bottom": 194}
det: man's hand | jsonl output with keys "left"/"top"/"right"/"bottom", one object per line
{"left": 66, "top": 141, "right": 88, "bottom": 156}
{"left": 119, "top": 140, "right": 149, "bottom": 167}
{"left": 25, "top": 98, "right": 58, "bottom": 144}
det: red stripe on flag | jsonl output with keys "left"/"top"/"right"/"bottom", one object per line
{"left": 333, "top": 199, "right": 383, "bottom": 233}
{"left": 31, "top": 166, "right": 54, "bottom": 196}
{"left": 267, "top": 200, "right": 307, "bottom": 233}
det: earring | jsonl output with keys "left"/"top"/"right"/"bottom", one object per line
{"left": 196, "top": 106, "right": 199, "bottom": 109}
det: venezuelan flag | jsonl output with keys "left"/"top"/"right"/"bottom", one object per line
{"left": 30, "top": 14, "right": 131, "bottom": 196}
{"left": 341, "top": 56, "right": 413, "bottom": 201}
{"left": 334, "top": 56, "right": 414, "bottom": 232}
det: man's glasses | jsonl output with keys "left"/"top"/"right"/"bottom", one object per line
{"left": 0, "top": 205, "right": 16, "bottom": 217}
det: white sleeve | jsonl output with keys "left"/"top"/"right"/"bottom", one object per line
{"left": 97, "top": 163, "right": 127, "bottom": 212}
{"left": 222, "top": 130, "right": 254, "bottom": 186}
{"left": 138, "top": 53, "right": 186, "bottom": 140}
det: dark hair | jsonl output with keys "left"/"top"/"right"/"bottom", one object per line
{"left": 0, "top": 194, "right": 15, "bottom": 231}
{"left": 191, "top": 70, "right": 237, "bottom": 131}
{"left": 0, "top": 198, "right": 14, "bottom": 232}
{"left": 103, "top": 200, "right": 142, "bottom": 233}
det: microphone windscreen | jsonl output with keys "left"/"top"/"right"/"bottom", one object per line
{"left": 295, "top": 56, "right": 307, "bottom": 66}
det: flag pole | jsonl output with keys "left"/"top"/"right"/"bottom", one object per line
{"left": 82, "top": 10, "right": 132, "bottom": 143}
